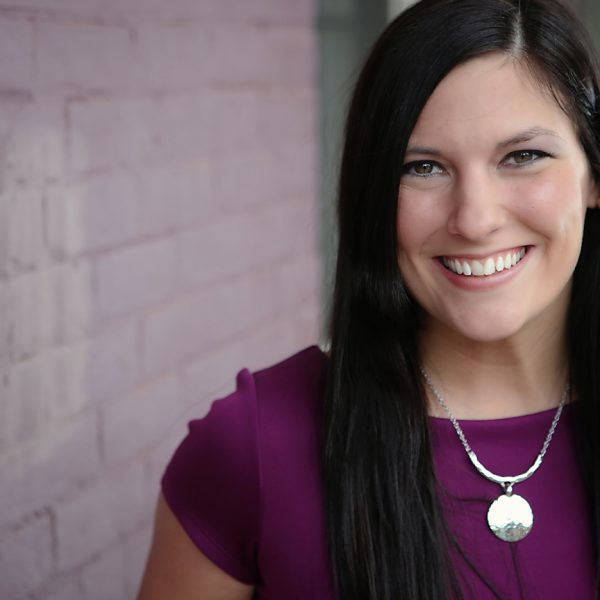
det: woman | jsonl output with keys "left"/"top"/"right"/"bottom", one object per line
{"left": 138, "top": 0, "right": 600, "bottom": 598}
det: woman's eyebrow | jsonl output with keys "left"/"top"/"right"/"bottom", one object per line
{"left": 405, "top": 127, "right": 565, "bottom": 157}
{"left": 404, "top": 145, "right": 442, "bottom": 157}
{"left": 496, "top": 127, "right": 564, "bottom": 148}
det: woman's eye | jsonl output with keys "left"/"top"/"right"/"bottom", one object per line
{"left": 402, "top": 161, "right": 444, "bottom": 177}
{"left": 503, "top": 149, "right": 549, "bottom": 166}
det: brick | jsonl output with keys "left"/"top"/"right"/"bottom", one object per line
{"left": 30, "top": 574, "right": 83, "bottom": 600}
{"left": 93, "top": 238, "right": 176, "bottom": 320}
{"left": 142, "top": 269, "right": 282, "bottom": 375}
{"left": 0, "top": 193, "right": 9, "bottom": 276}
{"left": 211, "top": 89, "right": 262, "bottom": 155}
{"left": 211, "top": 25, "right": 315, "bottom": 86}
{"left": 145, "top": 92, "right": 213, "bottom": 163}
{"left": 55, "top": 462, "right": 150, "bottom": 571}
{"left": 44, "top": 184, "right": 83, "bottom": 259}
{"left": 35, "top": 21, "right": 134, "bottom": 91}
{"left": 212, "top": 148, "right": 278, "bottom": 209}
{"left": 9, "top": 0, "right": 116, "bottom": 12}
{"left": 122, "top": 526, "right": 153, "bottom": 599}
{"left": 291, "top": 297, "right": 322, "bottom": 348}
{"left": 68, "top": 97, "right": 154, "bottom": 174}
{"left": 46, "top": 171, "right": 139, "bottom": 256}
{"left": 47, "top": 344, "right": 89, "bottom": 422}
{"left": 8, "top": 268, "right": 57, "bottom": 363}
{"left": 0, "top": 370, "right": 11, "bottom": 454}
{"left": 79, "top": 545, "right": 127, "bottom": 600}
{"left": 236, "top": 316, "right": 306, "bottom": 373}
{"left": 0, "top": 511, "right": 54, "bottom": 599}
{"left": 258, "top": 88, "right": 317, "bottom": 147}
{"left": 2, "top": 354, "right": 55, "bottom": 448}
{"left": 211, "top": 25, "right": 273, "bottom": 84}
{"left": 0, "top": 413, "right": 102, "bottom": 531}
{"left": 85, "top": 321, "right": 138, "bottom": 402}
{"left": 0, "top": 283, "right": 9, "bottom": 370}
{"left": 262, "top": 0, "right": 315, "bottom": 24}
{"left": 271, "top": 140, "right": 318, "bottom": 198}
{"left": 3, "top": 261, "right": 92, "bottom": 363}
{"left": 77, "top": 171, "right": 138, "bottom": 251}
{"left": 142, "top": 421, "right": 188, "bottom": 494}
{"left": 68, "top": 0, "right": 209, "bottom": 21}
{"left": 175, "top": 213, "right": 258, "bottom": 290}
{"left": 101, "top": 375, "right": 179, "bottom": 466}
{"left": 6, "top": 189, "right": 47, "bottom": 273}
{"left": 279, "top": 253, "right": 322, "bottom": 308}
{"left": 141, "top": 294, "right": 212, "bottom": 375}
{"left": 175, "top": 199, "right": 315, "bottom": 290}
{"left": 0, "top": 18, "right": 34, "bottom": 89}
{"left": 101, "top": 0, "right": 312, "bottom": 23}
{"left": 262, "top": 27, "right": 316, "bottom": 85}
{"left": 134, "top": 24, "right": 212, "bottom": 90}
{"left": 4, "top": 95, "right": 66, "bottom": 186}
{"left": 209, "top": 0, "right": 314, "bottom": 23}
{"left": 138, "top": 158, "right": 215, "bottom": 237}
{"left": 1, "top": 343, "right": 95, "bottom": 447}
{"left": 52, "top": 260, "right": 94, "bottom": 344}
{"left": 181, "top": 345, "right": 240, "bottom": 411}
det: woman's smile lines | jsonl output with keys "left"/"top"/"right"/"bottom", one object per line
{"left": 441, "top": 247, "right": 526, "bottom": 277}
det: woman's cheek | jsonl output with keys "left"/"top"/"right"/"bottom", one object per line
{"left": 512, "top": 171, "right": 582, "bottom": 232}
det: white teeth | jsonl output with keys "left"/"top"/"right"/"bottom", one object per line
{"left": 454, "top": 260, "right": 463, "bottom": 275}
{"left": 442, "top": 247, "right": 527, "bottom": 277}
{"left": 471, "top": 261, "right": 484, "bottom": 276}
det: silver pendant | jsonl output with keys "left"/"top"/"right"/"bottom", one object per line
{"left": 487, "top": 493, "right": 533, "bottom": 542}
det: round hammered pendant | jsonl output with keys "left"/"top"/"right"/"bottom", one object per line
{"left": 487, "top": 493, "right": 533, "bottom": 542}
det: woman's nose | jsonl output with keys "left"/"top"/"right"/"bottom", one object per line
{"left": 446, "top": 171, "right": 505, "bottom": 241}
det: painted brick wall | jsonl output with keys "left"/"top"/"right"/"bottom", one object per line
{"left": 0, "top": 1, "right": 321, "bottom": 598}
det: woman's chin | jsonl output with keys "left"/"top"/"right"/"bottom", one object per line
{"left": 435, "top": 311, "right": 528, "bottom": 344}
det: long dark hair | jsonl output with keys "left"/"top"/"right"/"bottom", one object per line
{"left": 324, "top": 0, "right": 600, "bottom": 598}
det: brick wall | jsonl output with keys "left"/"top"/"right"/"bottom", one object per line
{"left": 0, "top": 1, "right": 321, "bottom": 598}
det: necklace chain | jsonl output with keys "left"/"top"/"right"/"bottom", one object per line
{"left": 420, "top": 368, "right": 569, "bottom": 492}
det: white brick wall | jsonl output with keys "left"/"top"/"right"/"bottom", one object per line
{"left": 0, "top": 0, "right": 321, "bottom": 597}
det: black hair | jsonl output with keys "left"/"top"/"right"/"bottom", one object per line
{"left": 324, "top": 0, "right": 600, "bottom": 598}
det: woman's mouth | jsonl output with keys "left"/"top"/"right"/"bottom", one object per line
{"left": 440, "top": 247, "right": 527, "bottom": 277}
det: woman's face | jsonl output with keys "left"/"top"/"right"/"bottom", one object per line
{"left": 396, "top": 52, "right": 598, "bottom": 343}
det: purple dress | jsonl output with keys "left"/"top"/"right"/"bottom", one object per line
{"left": 162, "top": 346, "right": 595, "bottom": 599}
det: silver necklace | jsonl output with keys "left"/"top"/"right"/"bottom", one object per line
{"left": 420, "top": 368, "right": 568, "bottom": 542}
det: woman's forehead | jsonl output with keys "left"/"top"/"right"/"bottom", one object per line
{"left": 407, "top": 53, "right": 579, "bottom": 149}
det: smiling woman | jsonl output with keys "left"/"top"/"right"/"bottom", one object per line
{"left": 397, "top": 53, "right": 597, "bottom": 346}
{"left": 138, "top": 1, "right": 600, "bottom": 599}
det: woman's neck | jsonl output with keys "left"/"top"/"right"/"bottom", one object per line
{"left": 419, "top": 317, "right": 568, "bottom": 420}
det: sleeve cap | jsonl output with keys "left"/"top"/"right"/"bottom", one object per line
{"left": 161, "top": 369, "right": 260, "bottom": 583}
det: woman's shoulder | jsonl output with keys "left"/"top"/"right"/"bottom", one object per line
{"left": 191, "top": 345, "right": 328, "bottom": 428}
{"left": 175, "top": 344, "right": 327, "bottom": 455}
{"left": 251, "top": 344, "right": 328, "bottom": 407}
{"left": 161, "top": 345, "right": 328, "bottom": 583}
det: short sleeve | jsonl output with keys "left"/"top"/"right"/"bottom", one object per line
{"left": 161, "top": 368, "right": 260, "bottom": 584}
